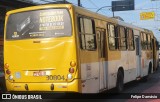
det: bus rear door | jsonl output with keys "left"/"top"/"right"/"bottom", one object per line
{"left": 97, "top": 28, "right": 107, "bottom": 91}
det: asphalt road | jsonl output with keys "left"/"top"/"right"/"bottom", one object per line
{"left": 1, "top": 67, "right": 160, "bottom": 102}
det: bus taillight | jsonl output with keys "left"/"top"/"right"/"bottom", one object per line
{"left": 69, "top": 68, "right": 74, "bottom": 73}
{"left": 4, "top": 63, "right": 9, "bottom": 69}
{"left": 8, "top": 75, "right": 13, "bottom": 80}
{"left": 70, "top": 61, "right": 76, "bottom": 67}
{"left": 6, "top": 69, "right": 11, "bottom": 75}
{"left": 67, "top": 73, "right": 72, "bottom": 80}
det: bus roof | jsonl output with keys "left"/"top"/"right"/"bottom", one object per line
{"left": 6, "top": 4, "right": 73, "bottom": 15}
{"left": 74, "top": 5, "right": 117, "bottom": 24}
{"left": 74, "top": 5, "right": 153, "bottom": 34}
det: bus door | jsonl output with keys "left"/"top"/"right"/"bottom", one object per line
{"left": 135, "top": 35, "right": 142, "bottom": 77}
{"left": 96, "top": 28, "right": 107, "bottom": 91}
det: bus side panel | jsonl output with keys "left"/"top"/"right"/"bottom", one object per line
{"left": 80, "top": 55, "right": 99, "bottom": 93}
{"left": 107, "top": 51, "right": 121, "bottom": 89}
{"left": 75, "top": 13, "right": 100, "bottom": 93}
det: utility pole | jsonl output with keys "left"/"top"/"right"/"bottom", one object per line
{"left": 96, "top": 6, "right": 115, "bottom": 17}
{"left": 113, "top": 11, "right": 114, "bottom": 17}
{"left": 78, "top": 0, "right": 81, "bottom": 6}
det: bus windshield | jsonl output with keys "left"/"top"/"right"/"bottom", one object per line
{"left": 6, "top": 9, "right": 71, "bottom": 40}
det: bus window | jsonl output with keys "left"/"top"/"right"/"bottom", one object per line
{"left": 79, "top": 18, "right": 85, "bottom": 49}
{"left": 6, "top": 9, "right": 72, "bottom": 40}
{"left": 141, "top": 33, "right": 148, "bottom": 50}
{"left": 144, "top": 33, "right": 148, "bottom": 50}
{"left": 147, "top": 34, "right": 151, "bottom": 50}
{"left": 107, "top": 24, "right": 116, "bottom": 50}
{"left": 78, "top": 17, "right": 96, "bottom": 50}
{"left": 126, "top": 29, "right": 134, "bottom": 50}
{"left": 119, "top": 26, "right": 127, "bottom": 50}
{"left": 141, "top": 32, "right": 144, "bottom": 49}
{"left": 156, "top": 41, "right": 159, "bottom": 50}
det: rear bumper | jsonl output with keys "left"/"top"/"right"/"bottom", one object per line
{"left": 6, "top": 79, "right": 80, "bottom": 93}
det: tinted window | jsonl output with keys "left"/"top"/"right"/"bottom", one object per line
{"left": 6, "top": 9, "right": 71, "bottom": 40}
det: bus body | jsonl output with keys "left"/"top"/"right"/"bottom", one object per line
{"left": 4, "top": 4, "right": 158, "bottom": 93}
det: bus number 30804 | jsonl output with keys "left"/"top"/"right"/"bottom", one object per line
{"left": 46, "top": 75, "right": 65, "bottom": 80}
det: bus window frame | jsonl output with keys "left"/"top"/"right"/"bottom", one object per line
{"left": 117, "top": 25, "right": 127, "bottom": 51}
{"left": 77, "top": 16, "right": 97, "bottom": 51}
{"left": 126, "top": 28, "right": 135, "bottom": 51}
{"left": 147, "top": 34, "right": 151, "bottom": 50}
{"left": 141, "top": 32, "right": 150, "bottom": 51}
{"left": 140, "top": 32, "right": 144, "bottom": 50}
{"left": 156, "top": 40, "right": 159, "bottom": 51}
{"left": 107, "top": 23, "right": 118, "bottom": 51}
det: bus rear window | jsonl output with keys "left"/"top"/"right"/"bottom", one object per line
{"left": 6, "top": 9, "right": 71, "bottom": 40}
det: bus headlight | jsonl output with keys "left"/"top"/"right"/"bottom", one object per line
{"left": 67, "top": 74, "right": 72, "bottom": 80}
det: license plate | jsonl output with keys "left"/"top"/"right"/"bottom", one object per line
{"left": 33, "top": 71, "right": 46, "bottom": 76}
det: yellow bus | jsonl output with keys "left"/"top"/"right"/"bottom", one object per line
{"left": 4, "top": 4, "right": 159, "bottom": 93}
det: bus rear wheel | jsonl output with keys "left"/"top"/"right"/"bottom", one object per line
{"left": 116, "top": 70, "right": 124, "bottom": 93}
{"left": 142, "top": 63, "right": 152, "bottom": 82}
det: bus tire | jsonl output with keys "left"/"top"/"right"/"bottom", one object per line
{"left": 142, "top": 75, "right": 148, "bottom": 82}
{"left": 116, "top": 70, "right": 124, "bottom": 93}
{"left": 142, "top": 63, "right": 152, "bottom": 82}
{"left": 148, "top": 63, "right": 152, "bottom": 74}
